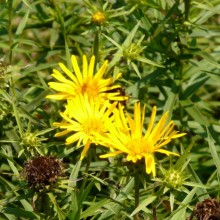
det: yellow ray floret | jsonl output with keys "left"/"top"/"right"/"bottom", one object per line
{"left": 53, "top": 95, "right": 117, "bottom": 160}
{"left": 98, "top": 103, "right": 186, "bottom": 177}
{"left": 46, "top": 55, "right": 127, "bottom": 101}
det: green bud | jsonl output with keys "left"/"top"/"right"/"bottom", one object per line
{"left": 123, "top": 43, "right": 143, "bottom": 61}
{"left": 164, "top": 168, "right": 184, "bottom": 189}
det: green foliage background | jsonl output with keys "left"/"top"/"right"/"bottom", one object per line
{"left": 0, "top": 0, "right": 220, "bottom": 219}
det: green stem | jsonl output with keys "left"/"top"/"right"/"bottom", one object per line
{"left": 8, "top": 0, "right": 13, "bottom": 64}
{"left": 10, "top": 79, "right": 23, "bottom": 136}
{"left": 93, "top": 28, "right": 100, "bottom": 68}
{"left": 184, "top": 0, "right": 191, "bottom": 22}
{"left": 52, "top": 0, "right": 71, "bottom": 69}
{"left": 134, "top": 170, "right": 140, "bottom": 220}
{"left": 41, "top": 193, "right": 51, "bottom": 217}
{"left": 7, "top": 1, "right": 23, "bottom": 136}
{"left": 81, "top": 148, "right": 92, "bottom": 191}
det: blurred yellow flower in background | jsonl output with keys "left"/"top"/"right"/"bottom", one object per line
{"left": 47, "top": 55, "right": 126, "bottom": 102}
{"left": 98, "top": 103, "right": 186, "bottom": 177}
{"left": 53, "top": 95, "right": 117, "bottom": 160}
{"left": 91, "top": 11, "right": 106, "bottom": 26}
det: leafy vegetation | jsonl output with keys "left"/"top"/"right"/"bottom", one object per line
{"left": 0, "top": 0, "right": 220, "bottom": 219}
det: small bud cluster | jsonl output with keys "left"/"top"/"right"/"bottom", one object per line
{"left": 123, "top": 43, "right": 143, "bottom": 61}
{"left": 21, "top": 132, "right": 41, "bottom": 147}
{"left": 164, "top": 169, "right": 184, "bottom": 189}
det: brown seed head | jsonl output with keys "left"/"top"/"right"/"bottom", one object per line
{"left": 189, "top": 198, "right": 220, "bottom": 220}
{"left": 21, "top": 156, "right": 63, "bottom": 190}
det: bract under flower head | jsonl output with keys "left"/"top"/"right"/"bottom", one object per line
{"left": 47, "top": 55, "right": 126, "bottom": 102}
{"left": 53, "top": 95, "right": 117, "bottom": 160}
{"left": 98, "top": 103, "right": 186, "bottom": 177}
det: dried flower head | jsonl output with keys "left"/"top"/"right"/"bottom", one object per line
{"left": 189, "top": 198, "right": 220, "bottom": 220}
{"left": 21, "top": 156, "right": 63, "bottom": 190}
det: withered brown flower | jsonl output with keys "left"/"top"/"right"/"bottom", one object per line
{"left": 21, "top": 156, "right": 63, "bottom": 190}
{"left": 189, "top": 198, "right": 220, "bottom": 220}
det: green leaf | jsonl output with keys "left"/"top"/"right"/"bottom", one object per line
{"left": 47, "top": 193, "right": 65, "bottom": 220}
{"left": 207, "top": 128, "right": 220, "bottom": 176}
{"left": 131, "top": 61, "right": 141, "bottom": 79}
{"left": 136, "top": 56, "right": 164, "bottom": 68}
{"left": 80, "top": 199, "right": 110, "bottom": 219}
{"left": 180, "top": 99, "right": 209, "bottom": 126}
{"left": 168, "top": 188, "right": 197, "bottom": 220}
{"left": 98, "top": 178, "right": 134, "bottom": 219}
{"left": 106, "top": 21, "right": 141, "bottom": 72}
{"left": 181, "top": 74, "right": 209, "bottom": 99}
{"left": 174, "top": 137, "right": 197, "bottom": 170}
{"left": 15, "top": 10, "right": 29, "bottom": 35}
{"left": 130, "top": 196, "right": 156, "bottom": 217}
{"left": 193, "top": 51, "right": 220, "bottom": 69}
{"left": 1, "top": 207, "right": 40, "bottom": 219}
{"left": 68, "top": 160, "right": 82, "bottom": 190}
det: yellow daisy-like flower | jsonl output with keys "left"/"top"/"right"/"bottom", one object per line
{"left": 98, "top": 103, "right": 186, "bottom": 177}
{"left": 92, "top": 11, "right": 106, "bottom": 26}
{"left": 53, "top": 95, "right": 116, "bottom": 160}
{"left": 46, "top": 55, "right": 126, "bottom": 102}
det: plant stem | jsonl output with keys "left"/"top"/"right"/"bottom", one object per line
{"left": 8, "top": 0, "right": 13, "bottom": 65}
{"left": 7, "top": 0, "right": 23, "bottom": 136}
{"left": 134, "top": 170, "right": 140, "bottom": 220}
{"left": 81, "top": 147, "right": 92, "bottom": 191}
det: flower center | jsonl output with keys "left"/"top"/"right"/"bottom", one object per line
{"left": 127, "top": 138, "right": 153, "bottom": 157}
{"left": 80, "top": 80, "right": 99, "bottom": 98}
{"left": 82, "top": 117, "right": 105, "bottom": 139}
{"left": 127, "top": 139, "right": 142, "bottom": 155}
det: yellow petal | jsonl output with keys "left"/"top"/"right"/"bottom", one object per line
{"left": 94, "top": 60, "right": 108, "bottom": 79}
{"left": 156, "top": 149, "right": 179, "bottom": 156}
{"left": 145, "top": 154, "right": 156, "bottom": 177}
{"left": 71, "top": 55, "right": 83, "bottom": 84}
{"left": 66, "top": 132, "right": 85, "bottom": 145}
{"left": 54, "top": 129, "right": 72, "bottom": 137}
{"left": 145, "top": 106, "right": 157, "bottom": 139}
{"left": 80, "top": 140, "right": 92, "bottom": 160}
{"left": 51, "top": 69, "right": 75, "bottom": 85}
{"left": 82, "top": 55, "right": 88, "bottom": 78}
{"left": 88, "top": 55, "right": 95, "bottom": 78}
{"left": 149, "top": 112, "right": 169, "bottom": 141}
{"left": 172, "top": 132, "right": 186, "bottom": 138}
{"left": 46, "top": 93, "right": 69, "bottom": 100}
{"left": 59, "top": 62, "right": 79, "bottom": 85}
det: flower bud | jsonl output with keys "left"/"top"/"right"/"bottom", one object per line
{"left": 163, "top": 168, "right": 184, "bottom": 189}
{"left": 123, "top": 43, "right": 143, "bottom": 61}
{"left": 21, "top": 132, "right": 41, "bottom": 147}
{"left": 91, "top": 11, "right": 106, "bottom": 26}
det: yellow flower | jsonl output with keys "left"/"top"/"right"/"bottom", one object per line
{"left": 53, "top": 95, "right": 116, "bottom": 160}
{"left": 92, "top": 11, "right": 106, "bottom": 26}
{"left": 47, "top": 55, "right": 126, "bottom": 102}
{"left": 98, "top": 103, "right": 186, "bottom": 177}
